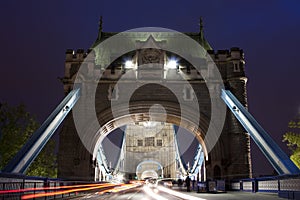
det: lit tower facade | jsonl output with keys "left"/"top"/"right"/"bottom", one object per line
{"left": 120, "top": 122, "right": 177, "bottom": 180}
{"left": 58, "top": 18, "right": 251, "bottom": 181}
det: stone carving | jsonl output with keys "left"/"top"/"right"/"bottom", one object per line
{"left": 140, "top": 48, "right": 163, "bottom": 65}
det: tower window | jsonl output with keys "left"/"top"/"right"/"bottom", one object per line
{"left": 111, "top": 66, "right": 115, "bottom": 74}
{"left": 183, "top": 85, "right": 194, "bottom": 101}
{"left": 137, "top": 139, "right": 143, "bottom": 146}
{"left": 186, "top": 65, "right": 191, "bottom": 74}
{"left": 70, "top": 63, "right": 79, "bottom": 78}
{"left": 108, "top": 84, "right": 119, "bottom": 100}
{"left": 233, "top": 63, "right": 240, "bottom": 72}
{"left": 145, "top": 137, "right": 155, "bottom": 146}
{"left": 157, "top": 139, "right": 162, "bottom": 146}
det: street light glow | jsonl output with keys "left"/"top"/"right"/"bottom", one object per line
{"left": 166, "top": 60, "right": 177, "bottom": 69}
{"left": 125, "top": 60, "right": 133, "bottom": 68}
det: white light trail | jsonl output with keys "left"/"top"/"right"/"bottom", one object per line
{"left": 143, "top": 186, "right": 168, "bottom": 200}
{"left": 157, "top": 186, "right": 206, "bottom": 200}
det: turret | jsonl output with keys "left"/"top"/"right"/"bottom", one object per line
{"left": 63, "top": 49, "right": 96, "bottom": 94}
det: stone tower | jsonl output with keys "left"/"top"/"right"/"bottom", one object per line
{"left": 206, "top": 48, "right": 252, "bottom": 180}
{"left": 58, "top": 18, "right": 251, "bottom": 181}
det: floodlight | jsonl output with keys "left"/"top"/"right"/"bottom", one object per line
{"left": 166, "top": 60, "right": 177, "bottom": 69}
{"left": 125, "top": 60, "right": 133, "bottom": 68}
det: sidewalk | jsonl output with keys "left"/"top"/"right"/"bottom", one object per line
{"left": 172, "top": 186, "right": 284, "bottom": 200}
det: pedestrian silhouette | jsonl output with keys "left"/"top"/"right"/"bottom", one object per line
{"left": 186, "top": 176, "right": 191, "bottom": 192}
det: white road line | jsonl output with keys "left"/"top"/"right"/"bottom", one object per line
{"left": 127, "top": 189, "right": 140, "bottom": 199}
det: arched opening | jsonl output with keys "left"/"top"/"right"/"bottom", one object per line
{"left": 136, "top": 160, "right": 163, "bottom": 180}
{"left": 93, "top": 117, "right": 209, "bottom": 182}
{"left": 90, "top": 102, "right": 211, "bottom": 161}
{"left": 72, "top": 81, "right": 225, "bottom": 181}
{"left": 141, "top": 170, "right": 158, "bottom": 180}
{"left": 71, "top": 98, "right": 218, "bottom": 182}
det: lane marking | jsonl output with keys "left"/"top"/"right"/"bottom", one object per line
{"left": 127, "top": 189, "right": 141, "bottom": 199}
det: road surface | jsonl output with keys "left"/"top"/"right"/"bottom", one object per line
{"left": 75, "top": 185, "right": 284, "bottom": 200}
{"left": 76, "top": 185, "right": 189, "bottom": 200}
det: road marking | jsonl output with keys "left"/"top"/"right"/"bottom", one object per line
{"left": 127, "top": 189, "right": 140, "bottom": 199}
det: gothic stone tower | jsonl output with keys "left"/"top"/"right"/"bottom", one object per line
{"left": 206, "top": 48, "right": 251, "bottom": 180}
{"left": 122, "top": 122, "right": 176, "bottom": 180}
{"left": 58, "top": 19, "right": 251, "bottom": 181}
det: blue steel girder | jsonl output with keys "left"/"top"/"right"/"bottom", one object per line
{"left": 221, "top": 89, "right": 300, "bottom": 175}
{"left": 96, "top": 148, "right": 110, "bottom": 174}
{"left": 173, "top": 126, "right": 188, "bottom": 176}
{"left": 113, "top": 129, "right": 126, "bottom": 175}
{"left": 3, "top": 89, "right": 80, "bottom": 174}
{"left": 190, "top": 145, "right": 204, "bottom": 175}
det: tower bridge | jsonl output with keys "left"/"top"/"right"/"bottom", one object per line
{"left": 57, "top": 22, "right": 251, "bottom": 181}
{"left": 2, "top": 20, "right": 299, "bottom": 187}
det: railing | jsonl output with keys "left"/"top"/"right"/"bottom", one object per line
{"left": 0, "top": 180, "right": 76, "bottom": 200}
{"left": 0, "top": 173, "right": 115, "bottom": 200}
{"left": 230, "top": 174, "right": 300, "bottom": 199}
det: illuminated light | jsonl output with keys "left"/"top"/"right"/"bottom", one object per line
{"left": 143, "top": 121, "right": 157, "bottom": 128}
{"left": 97, "top": 183, "right": 139, "bottom": 195}
{"left": 97, "top": 188, "right": 113, "bottom": 195}
{"left": 125, "top": 60, "right": 133, "bottom": 68}
{"left": 129, "top": 180, "right": 144, "bottom": 185}
{"left": 166, "top": 60, "right": 177, "bottom": 69}
{"left": 157, "top": 186, "right": 206, "bottom": 200}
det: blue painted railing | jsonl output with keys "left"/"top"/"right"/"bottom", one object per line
{"left": 230, "top": 174, "right": 300, "bottom": 199}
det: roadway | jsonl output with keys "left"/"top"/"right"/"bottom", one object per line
{"left": 75, "top": 185, "right": 203, "bottom": 200}
{"left": 74, "top": 185, "right": 284, "bottom": 200}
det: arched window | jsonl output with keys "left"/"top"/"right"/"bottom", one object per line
{"left": 108, "top": 84, "right": 119, "bottom": 100}
{"left": 183, "top": 85, "right": 194, "bottom": 101}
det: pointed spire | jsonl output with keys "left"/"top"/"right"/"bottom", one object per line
{"left": 99, "top": 16, "right": 103, "bottom": 32}
{"left": 199, "top": 17, "right": 204, "bottom": 40}
{"left": 97, "top": 16, "right": 103, "bottom": 40}
{"left": 198, "top": 17, "right": 212, "bottom": 50}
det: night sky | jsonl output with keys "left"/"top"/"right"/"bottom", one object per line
{"left": 0, "top": 1, "right": 299, "bottom": 176}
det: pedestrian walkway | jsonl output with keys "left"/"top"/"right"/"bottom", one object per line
{"left": 172, "top": 186, "right": 284, "bottom": 200}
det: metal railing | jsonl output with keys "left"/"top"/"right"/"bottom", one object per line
{"left": 230, "top": 174, "right": 300, "bottom": 199}
{"left": 0, "top": 173, "right": 113, "bottom": 200}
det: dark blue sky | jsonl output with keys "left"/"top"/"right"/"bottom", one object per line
{"left": 0, "top": 1, "right": 299, "bottom": 176}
